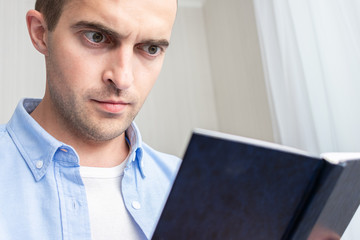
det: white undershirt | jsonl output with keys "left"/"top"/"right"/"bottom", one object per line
{"left": 80, "top": 161, "right": 145, "bottom": 240}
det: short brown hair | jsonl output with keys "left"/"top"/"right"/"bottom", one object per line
{"left": 35, "top": 0, "right": 69, "bottom": 31}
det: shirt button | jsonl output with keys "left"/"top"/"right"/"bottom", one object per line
{"left": 132, "top": 201, "right": 141, "bottom": 210}
{"left": 35, "top": 160, "right": 44, "bottom": 169}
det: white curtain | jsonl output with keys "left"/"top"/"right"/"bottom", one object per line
{"left": 253, "top": 0, "right": 360, "bottom": 239}
{"left": 253, "top": 0, "right": 360, "bottom": 155}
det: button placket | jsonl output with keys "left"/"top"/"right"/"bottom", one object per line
{"left": 54, "top": 149, "right": 91, "bottom": 239}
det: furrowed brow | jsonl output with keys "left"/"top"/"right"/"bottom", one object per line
{"left": 71, "top": 21, "right": 122, "bottom": 39}
{"left": 71, "top": 21, "right": 171, "bottom": 47}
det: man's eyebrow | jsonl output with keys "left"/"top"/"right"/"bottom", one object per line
{"left": 71, "top": 21, "right": 170, "bottom": 47}
{"left": 71, "top": 21, "right": 121, "bottom": 38}
{"left": 141, "top": 39, "right": 170, "bottom": 48}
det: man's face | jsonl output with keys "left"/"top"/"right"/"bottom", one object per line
{"left": 44, "top": 0, "right": 177, "bottom": 142}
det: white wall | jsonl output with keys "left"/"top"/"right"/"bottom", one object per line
{"left": 0, "top": 0, "right": 45, "bottom": 124}
{"left": 203, "top": 0, "right": 274, "bottom": 142}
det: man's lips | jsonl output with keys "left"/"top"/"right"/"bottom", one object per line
{"left": 92, "top": 100, "right": 129, "bottom": 114}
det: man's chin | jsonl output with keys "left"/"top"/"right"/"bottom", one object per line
{"left": 67, "top": 119, "right": 129, "bottom": 143}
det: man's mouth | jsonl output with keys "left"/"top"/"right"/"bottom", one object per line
{"left": 92, "top": 99, "right": 129, "bottom": 114}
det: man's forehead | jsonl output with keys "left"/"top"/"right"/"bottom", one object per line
{"left": 64, "top": 0, "right": 177, "bottom": 15}
{"left": 62, "top": 0, "right": 177, "bottom": 30}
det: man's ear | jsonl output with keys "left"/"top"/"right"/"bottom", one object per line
{"left": 26, "top": 10, "right": 49, "bottom": 56}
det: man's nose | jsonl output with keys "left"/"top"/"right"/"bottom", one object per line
{"left": 102, "top": 46, "right": 134, "bottom": 90}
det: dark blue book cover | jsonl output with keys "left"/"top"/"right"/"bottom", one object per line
{"left": 152, "top": 130, "right": 360, "bottom": 240}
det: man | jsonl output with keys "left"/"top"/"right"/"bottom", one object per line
{"left": 0, "top": 0, "right": 180, "bottom": 239}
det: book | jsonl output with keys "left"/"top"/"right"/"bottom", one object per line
{"left": 152, "top": 129, "right": 360, "bottom": 240}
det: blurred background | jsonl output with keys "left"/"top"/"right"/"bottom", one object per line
{"left": 1, "top": 0, "right": 359, "bottom": 238}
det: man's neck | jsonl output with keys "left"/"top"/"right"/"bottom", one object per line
{"left": 70, "top": 137, "right": 129, "bottom": 168}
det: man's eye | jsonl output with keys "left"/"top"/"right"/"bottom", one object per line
{"left": 142, "top": 45, "right": 161, "bottom": 56}
{"left": 84, "top": 31, "right": 107, "bottom": 43}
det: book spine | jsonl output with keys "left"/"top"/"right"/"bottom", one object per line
{"left": 289, "top": 159, "right": 360, "bottom": 240}
{"left": 287, "top": 162, "right": 344, "bottom": 239}
{"left": 305, "top": 160, "right": 360, "bottom": 239}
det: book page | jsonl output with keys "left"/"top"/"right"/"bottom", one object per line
{"left": 194, "top": 128, "right": 310, "bottom": 157}
{"left": 321, "top": 153, "right": 360, "bottom": 164}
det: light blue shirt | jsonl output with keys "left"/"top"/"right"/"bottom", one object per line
{"left": 0, "top": 99, "right": 181, "bottom": 240}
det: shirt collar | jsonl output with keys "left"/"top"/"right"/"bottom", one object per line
{"left": 126, "top": 122, "right": 146, "bottom": 178}
{"left": 6, "top": 98, "right": 146, "bottom": 181}
{"left": 6, "top": 99, "right": 63, "bottom": 181}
